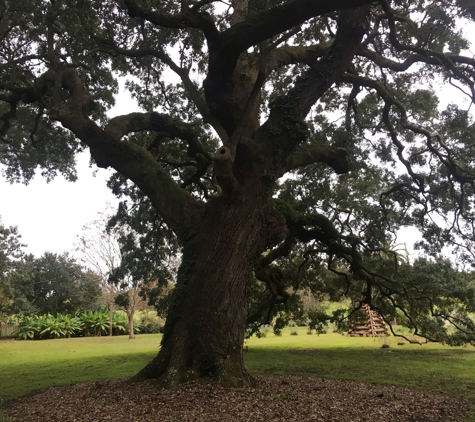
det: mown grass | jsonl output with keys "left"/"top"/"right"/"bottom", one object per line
{"left": 0, "top": 336, "right": 159, "bottom": 401}
{"left": 247, "top": 328, "right": 475, "bottom": 397}
{"left": 1, "top": 328, "right": 474, "bottom": 420}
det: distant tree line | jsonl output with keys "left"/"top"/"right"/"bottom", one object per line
{"left": 0, "top": 215, "right": 169, "bottom": 342}
{"left": 0, "top": 218, "right": 101, "bottom": 317}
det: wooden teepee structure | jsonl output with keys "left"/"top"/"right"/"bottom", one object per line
{"left": 347, "top": 305, "right": 388, "bottom": 337}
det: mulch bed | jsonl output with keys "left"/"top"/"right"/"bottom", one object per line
{"left": 2, "top": 375, "right": 470, "bottom": 422}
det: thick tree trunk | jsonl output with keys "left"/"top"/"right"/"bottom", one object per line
{"left": 132, "top": 188, "right": 271, "bottom": 387}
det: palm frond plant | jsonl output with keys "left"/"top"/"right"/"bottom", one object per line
{"left": 92, "top": 309, "right": 110, "bottom": 336}
{"left": 37, "top": 314, "right": 65, "bottom": 339}
{"left": 79, "top": 310, "right": 110, "bottom": 336}
{"left": 56, "top": 314, "right": 82, "bottom": 338}
{"left": 14, "top": 316, "right": 37, "bottom": 340}
{"left": 111, "top": 311, "right": 127, "bottom": 336}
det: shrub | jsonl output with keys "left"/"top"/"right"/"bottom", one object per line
{"left": 13, "top": 309, "right": 152, "bottom": 340}
{"left": 56, "top": 314, "right": 82, "bottom": 338}
{"left": 15, "top": 314, "right": 70, "bottom": 340}
{"left": 38, "top": 314, "right": 65, "bottom": 339}
{"left": 140, "top": 321, "right": 162, "bottom": 334}
{"left": 15, "top": 316, "right": 37, "bottom": 340}
{"left": 16, "top": 310, "right": 110, "bottom": 339}
{"left": 138, "top": 310, "right": 163, "bottom": 334}
{"left": 307, "top": 310, "right": 329, "bottom": 335}
{"left": 6, "top": 315, "right": 20, "bottom": 324}
{"left": 111, "top": 311, "right": 127, "bottom": 336}
{"left": 259, "top": 325, "right": 270, "bottom": 338}
{"left": 132, "top": 313, "right": 143, "bottom": 334}
{"left": 79, "top": 310, "right": 110, "bottom": 336}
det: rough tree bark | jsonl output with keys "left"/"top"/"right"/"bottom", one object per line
{"left": 132, "top": 164, "right": 282, "bottom": 386}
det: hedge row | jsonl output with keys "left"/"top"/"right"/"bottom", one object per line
{"left": 13, "top": 309, "right": 163, "bottom": 340}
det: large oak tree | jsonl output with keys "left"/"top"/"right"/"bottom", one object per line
{"left": 2, "top": 0, "right": 475, "bottom": 387}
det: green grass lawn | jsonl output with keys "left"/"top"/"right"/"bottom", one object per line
{"left": 247, "top": 327, "right": 475, "bottom": 397}
{"left": 1, "top": 328, "right": 474, "bottom": 420}
{"left": 0, "top": 335, "right": 159, "bottom": 401}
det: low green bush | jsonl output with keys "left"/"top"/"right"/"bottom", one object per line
{"left": 137, "top": 310, "right": 163, "bottom": 334}
{"left": 12, "top": 309, "right": 155, "bottom": 339}
{"left": 80, "top": 310, "right": 109, "bottom": 337}
{"left": 111, "top": 311, "right": 128, "bottom": 336}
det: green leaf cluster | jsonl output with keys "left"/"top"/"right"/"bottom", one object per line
{"left": 2, "top": 251, "right": 101, "bottom": 317}
{"left": 13, "top": 309, "right": 145, "bottom": 340}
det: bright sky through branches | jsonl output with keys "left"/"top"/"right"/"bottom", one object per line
{"left": 0, "top": 15, "right": 474, "bottom": 259}
{"left": 0, "top": 84, "right": 140, "bottom": 257}
{"left": 0, "top": 80, "right": 468, "bottom": 258}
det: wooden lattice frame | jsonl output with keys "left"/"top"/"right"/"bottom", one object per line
{"left": 347, "top": 305, "right": 388, "bottom": 337}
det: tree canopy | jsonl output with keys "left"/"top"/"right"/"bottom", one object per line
{"left": 0, "top": 218, "right": 102, "bottom": 317}
{"left": 2, "top": 0, "right": 475, "bottom": 386}
{"left": 3, "top": 251, "right": 102, "bottom": 316}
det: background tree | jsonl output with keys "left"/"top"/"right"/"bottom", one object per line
{"left": 0, "top": 218, "right": 25, "bottom": 318}
{"left": 76, "top": 209, "right": 122, "bottom": 336}
{"left": 2, "top": 0, "right": 475, "bottom": 388}
{"left": 76, "top": 206, "right": 171, "bottom": 339}
{"left": 8, "top": 252, "right": 101, "bottom": 316}
{"left": 106, "top": 181, "right": 181, "bottom": 331}
{"left": 113, "top": 279, "right": 142, "bottom": 340}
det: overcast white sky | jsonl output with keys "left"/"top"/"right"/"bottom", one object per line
{"left": 0, "top": 153, "right": 117, "bottom": 256}
{"left": 0, "top": 85, "right": 140, "bottom": 257}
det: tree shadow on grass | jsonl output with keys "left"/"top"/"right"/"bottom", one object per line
{"left": 0, "top": 351, "right": 156, "bottom": 401}
{"left": 244, "top": 346, "right": 475, "bottom": 399}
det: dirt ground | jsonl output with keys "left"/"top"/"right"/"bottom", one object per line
{"left": 2, "top": 375, "right": 471, "bottom": 422}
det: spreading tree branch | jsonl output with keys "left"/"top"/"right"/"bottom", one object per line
{"left": 40, "top": 68, "right": 204, "bottom": 242}
{"left": 280, "top": 144, "right": 349, "bottom": 176}
{"left": 105, "top": 112, "right": 213, "bottom": 162}
{"left": 204, "top": 1, "right": 374, "bottom": 135}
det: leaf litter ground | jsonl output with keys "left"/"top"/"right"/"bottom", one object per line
{"left": 2, "top": 375, "right": 470, "bottom": 421}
